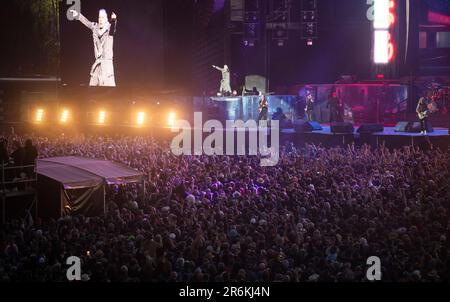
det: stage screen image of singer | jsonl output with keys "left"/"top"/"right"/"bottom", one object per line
{"left": 60, "top": 0, "right": 164, "bottom": 89}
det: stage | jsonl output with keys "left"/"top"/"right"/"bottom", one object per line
{"left": 281, "top": 126, "right": 450, "bottom": 149}
{"left": 146, "top": 124, "right": 450, "bottom": 152}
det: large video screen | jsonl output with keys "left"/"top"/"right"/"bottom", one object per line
{"left": 60, "top": 0, "right": 164, "bottom": 88}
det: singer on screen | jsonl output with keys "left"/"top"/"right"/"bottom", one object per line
{"left": 70, "top": 9, "right": 117, "bottom": 87}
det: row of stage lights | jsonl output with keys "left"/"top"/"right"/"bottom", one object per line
{"left": 32, "top": 109, "right": 177, "bottom": 127}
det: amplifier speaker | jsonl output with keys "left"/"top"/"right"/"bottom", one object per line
{"left": 394, "top": 121, "right": 409, "bottom": 132}
{"left": 357, "top": 124, "right": 384, "bottom": 133}
{"left": 331, "top": 122, "right": 354, "bottom": 134}
{"left": 294, "top": 120, "right": 323, "bottom": 133}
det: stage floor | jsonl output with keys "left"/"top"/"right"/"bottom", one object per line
{"left": 280, "top": 126, "right": 450, "bottom": 149}
{"left": 153, "top": 124, "right": 450, "bottom": 149}
{"left": 282, "top": 126, "right": 450, "bottom": 138}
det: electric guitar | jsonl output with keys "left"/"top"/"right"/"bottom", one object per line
{"left": 418, "top": 110, "right": 430, "bottom": 120}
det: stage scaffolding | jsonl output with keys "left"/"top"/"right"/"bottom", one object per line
{"left": 0, "top": 163, "right": 37, "bottom": 224}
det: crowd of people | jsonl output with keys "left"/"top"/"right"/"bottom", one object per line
{"left": 0, "top": 133, "right": 449, "bottom": 282}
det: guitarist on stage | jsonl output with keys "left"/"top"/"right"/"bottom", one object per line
{"left": 416, "top": 97, "right": 430, "bottom": 135}
{"left": 258, "top": 93, "right": 269, "bottom": 122}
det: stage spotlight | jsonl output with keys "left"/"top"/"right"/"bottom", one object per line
{"left": 167, "top": 112, "right": 176, "bottom": 127}
{"left": 374, "top": 30, "right": 389, "bottom": 63}
{"left": 374, "top": 0, "right": 390, "bottom": 29}
{"left": 60, "top": 110, "right": 70, "bottom": 123}
{"left": 35, "top": 109, "right": 44, "bottom": 122}
{"left": 137, "top": 111, "right": 146, "bottom": 126}
{"left": 98, "top": 111, "right": 106, "bottom": 124}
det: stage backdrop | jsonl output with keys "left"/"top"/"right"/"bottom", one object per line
{"left": 194, "top": 84, "right": 408, "bottom": 125}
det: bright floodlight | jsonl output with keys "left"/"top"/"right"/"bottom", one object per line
{"left": 168, "top": 112, "right": 176, "bottom": 127}
{"left": 137, "top": 112, "right": 146, "bottom": 125}
{"left": 35, "top": 109, "right": 44, "bottom": 122}
{"left": 374, "top": 30, "right": 389, "bottom": 64}
{"left": 98, "top": 111, "right": 106, "bottom": 124}
{"left": 374, "top": 0, "right": 390, "bottom": 29}
{"left": 60, "top": 110, "right": 69, "bottom": 123}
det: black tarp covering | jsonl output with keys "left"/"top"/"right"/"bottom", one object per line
{"left": 62, "top": 184, "right": 104, "bottom": 217}
{"left": 37, "top": 157, "right": 143, "bottom": 218}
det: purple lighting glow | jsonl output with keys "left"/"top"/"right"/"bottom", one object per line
{"left": 213, "top": 0, "right": 225, "bottom": 13}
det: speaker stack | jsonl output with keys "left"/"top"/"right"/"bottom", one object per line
{"left": 294, "top": 120, "right": 323, "bottom": 133}
{"left": 330, "top": 122, "right": 354, "bottom": 134}
{"left": 394, "top": 121, "right": 433, "bottom": 133}
{"left": 357, "top": 124, "right": 384, "bottom": 134}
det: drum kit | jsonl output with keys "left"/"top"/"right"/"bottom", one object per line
{"left": 425, "top": 83, "right": 449, "bottom": 115}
